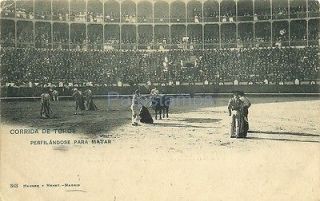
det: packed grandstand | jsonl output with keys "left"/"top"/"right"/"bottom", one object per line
{"left": 1, "top": 47, "right": 319, "bottom": 86}
{"left": 0, "top": 0, "right": 319, "bottom": 88}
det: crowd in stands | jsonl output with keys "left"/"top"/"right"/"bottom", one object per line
{"left": 1, "top": 1, "right": 318, "bottom": 28}
{"left": 1, "top": 47, "right": 318, "bottom": 87}
{"left": 272, "top": 7, "right": 289, "bottom": 19}
{"left": 35, "top": 25, "right": 51, "bottom": 48}
{"left": 1, "top": 21, "right": 317, "bottom": 49}
{"left": 309, "top": 0, "right": 320, "bottom": 16}
{"left": 203, "top": 7, "right": 219, "bottom": 22}
{"left": 2, "top": 0, "right": 318, "bottom": 22}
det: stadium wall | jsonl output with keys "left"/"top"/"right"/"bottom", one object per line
{"left": 1, "top": 85, "right": 319, "bottom": 98}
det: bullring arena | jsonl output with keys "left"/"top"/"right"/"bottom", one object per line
{"left": 1, "top": 0, "right": 320, "bottom": 200}
{"left": 1, "top": 94, "right": 320, "bottom": 201}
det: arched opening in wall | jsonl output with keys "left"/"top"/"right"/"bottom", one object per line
{"left": 154, "top": 1, "right": 169, "bottom": 23}
{"left": 237, "top": 0, "right": 253, "bottom": 21}
{"left": 187, "top": 24, "right": 203, "bottom": 49}
{"left": 53, "top": 23, "right": 69, "bottom": 49}
{"left": 187, "top": 0, "right": 202, "bottom": 23}
{"left": 154, "top": 25, "right": 169, "bottom": 49}
{"left": 35, "top": 0, "right": 51, "bottom": 20}
{"left": 52, "top": 0, "right": 69, "bottom": 21}
{"left": 138, "top": 1, "right": 153, "bottom": 23}
{"left": 220, "top": 0, "right": 236, "bottom": 22}
{"left": 290, "top": 20, "right": 307, "bottom": 46}
{"left": 272, "top": 21, "right": 289, "bottom": 47}
{"left": 221, "top": 23, "right": 236, "bottom": 48}
{"left": 1, "top": 0, "right": 15, "bottom": 18}
{"left": 104, "top": 0, "right": 120, "bottom": 22}
{"left": 138, "top": 25, "right": 153, "bottom": 49}
{"left": 87, "top": 0, "right": 103, "bottom": 23}
{"left": 204, "top": 24, "right": 219, "bottom": 49}
{"left": 0, "top": 19, "right": 15, "bottom": 47}
{"left": 16, "top": 0, "right": 33, "bottom": 19}
{"left": 170, "top": 1, "right": 186, "bottom": 23}
{"left": 121, "top": 0, "right": 136, "bottom": 23}
{"left": 203, "top": 0, "right": 219, "bottom": 22}
{"left": 171, "top": 25, "right": 186, "bottom": 49}
{"left": 121, "top": 25, "right": 136, "bottom": 49}
{"left": 17, "top": 21, "right": 34, "bottom": 48}
{"left": 308, "top": 19, "right": 320, "bottom": 46}
{"left": 272, "top": 0, "right": 288, "bottom": 19}
{"left": 70, "top": 0, "right": 86, "bottom": 22}
{"left": 308, "top": 0, "right": 320, "bottom": 17}
{"left": 254, "top": 0, "right": 270, "bottom": 20}
{"left": 88, "top": 24, "right": 103, "bottom": 50}
{"left": 255, "top": 22, "right": 271, "bottom": 47}
{"left": 35, "top": 22, "right": 51, "bottom": 48}
{"left": 104, "top": 24, "right": 120, "bottom": 49}
{"left": 238, "top": 23, "right": 253, "bottom": 48}
{"left": 70, "top": 23, "right": 86, "bottom": 49}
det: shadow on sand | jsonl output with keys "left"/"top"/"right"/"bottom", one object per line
{"left": 246, "top": 130, "right": 320, "bottom": 143}
{"left": 246, "top": 136, "right": 320, "bottom": 143}
{"left": 248, "top": 130, "right": 320, "bottom": 137}
{"left": 179, "top": 118, "right": 222, "bottom": 123}
{"left": 154, "top": 122, "right": 209, "bottom": 129}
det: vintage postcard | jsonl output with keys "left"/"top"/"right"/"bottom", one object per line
{"left": 0, "top": 0, "right": 319, "bottom": 200}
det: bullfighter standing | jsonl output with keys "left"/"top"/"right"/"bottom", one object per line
{"left": 228, "top": 91, "right": 245, "bottom": 138}
{"left": 52, "top": 89, "right": 59, "bottom": 101}
{"left": 40, "top": 88, "right": 53, "bottom": 118}
{"left": 84, "top": 88, "right": 98, "bottom": 111}
{"left": 131, "top": 89, "right": 142, "bottom": 126}
{"left": 239, "top": 91, "right": 251, "bottom": 136}
{"left": 72, "top": 88, "right": 86, "bottom": 115}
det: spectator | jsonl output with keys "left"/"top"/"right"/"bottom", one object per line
{"left": 0, "top": 47, "right": 319, "bottom": 87}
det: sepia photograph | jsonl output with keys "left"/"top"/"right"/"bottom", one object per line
{"left": 0, "top": 0, "right": 319, "bottom": 200}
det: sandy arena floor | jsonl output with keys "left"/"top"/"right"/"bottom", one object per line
{"left": 1, "top": 99, "right": 320, "bottom": 201}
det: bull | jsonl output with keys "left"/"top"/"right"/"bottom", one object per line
{"left": 151, "top": 95, "right": 171, "bottom": 120}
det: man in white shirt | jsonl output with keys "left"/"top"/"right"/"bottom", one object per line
{"left": 131, "top": 90, "right": 142, "bottom": 126}
{"left": 150, "top": 87, "right": 159, "bottom": 96}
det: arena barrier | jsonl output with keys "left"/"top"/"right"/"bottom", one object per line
{"left": 1, "top": 85, "right": 319, "bottom": 101}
